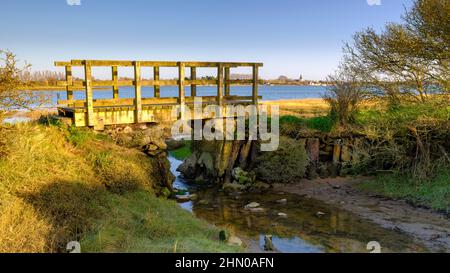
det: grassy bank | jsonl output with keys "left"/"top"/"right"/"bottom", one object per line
{"left": 270, "top": 98, "right": 450, "bottom": 213}
{"left": 358, "top": 169, "right": 450, "bottom": 213}
{"left": 352, "top": 101, "right": 450, "bottom": 213}
{"left": 0, "top": 122, "right": 237, "bottom": 253}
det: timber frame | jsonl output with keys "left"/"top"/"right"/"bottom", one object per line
{"left": 55, "top": 60, "right": 263, "bottom": 128}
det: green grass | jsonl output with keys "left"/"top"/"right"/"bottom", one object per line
{"left": 169, "top": 141, "right": 192, "bottom": 160}
{"left": 0, "top": 123, "right": 238, "bottom": 253}
{"left": 357, "top": 168, "right": 450, "bottom": 213}
{"left": 306, "top": 116, "right": 335, "bottom": 132}
{"left": 81, "top": 190, "right": 240, "bottom": 253}
{"left": 67, "top": 126, "right": 94, "bottom": 146}
{"left": 279, "top": 115, "right": 335, "bottom": 133}
{"left": 355, "top": 100, "right": 450, "bottom": 127}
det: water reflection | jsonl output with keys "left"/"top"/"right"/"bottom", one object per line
{"left": 2, "top": 116, "right": 32, "bottom": 125}
{"left": 168, "top": 156, "right": 427, "bottom": 253}
{"left": 259, "top": 235, "right": 322, "bottom": 253}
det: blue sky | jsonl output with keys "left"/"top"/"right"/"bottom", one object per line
{"left": 1, "top": 0, "right": 412, "bottom": 80}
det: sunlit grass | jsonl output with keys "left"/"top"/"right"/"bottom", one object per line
{"left": 0, "top": 123, "right": 237, "bottom": 253}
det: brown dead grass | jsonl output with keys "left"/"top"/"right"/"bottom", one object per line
{"left": 262, "top": 99, "right": 329, "bottom": 118}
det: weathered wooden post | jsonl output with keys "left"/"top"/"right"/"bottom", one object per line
{"left": 190, "top": 67, "right": 197, "bottom": 97}
{"left": 306, "top": 138, "right": 320, "bottom": 179}
{"left": 112, "top": 65, "right": 119, "bottom": 99}
{"left": 178, "top": 62, "right": 186, "bottom": 119}
{"left": 84, "top": 60, "right": 95, "bottom": 127}
{"left": 65, "top": 65, "right": 73, "bottom": 101}
{"left": 252, "top": 63, "right": 259, "bottom": 105}
{"left": 134, "top": 61, "right": 142, "bottom": 123}
{"left": 153, "top": 66, "right": 160, "bottom": 98}
{"left": 333, "top": 140, "right": 342, "bottom": 163}
{"left": 224, "top": 66, "right": 231, "bottom": 97}
{"left": 217, "top": 63, "right": 224, "bottom": 105}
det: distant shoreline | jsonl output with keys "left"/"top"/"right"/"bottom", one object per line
{"left": 22, "top": 83, "right": 329, "bottom": 92}
{"left": 21, "top": 86, "right": 111, "bottom": 91}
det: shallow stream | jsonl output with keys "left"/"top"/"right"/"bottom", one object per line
{"left": 170, "top": 156, "right": 427, "bottom": 253}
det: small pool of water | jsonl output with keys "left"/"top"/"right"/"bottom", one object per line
{"left": 168, "top": 156, "right": 428, "bottom": 253}
{"left": 2, "top": 116, "right": 32, "bottom": 125}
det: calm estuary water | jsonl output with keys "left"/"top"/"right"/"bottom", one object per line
{"left": 46, "top": 85, "right": 327, "bottom": 104}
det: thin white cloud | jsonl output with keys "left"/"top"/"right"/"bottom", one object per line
{"left": 367, "top": 0, "right": 382, "bottom": 6}
{"left": 67, "top": 0, "right": 81, "bottom": 6}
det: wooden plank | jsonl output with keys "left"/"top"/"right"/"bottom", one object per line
{"left": 57, "top": 78, "right": 262, "bottom": 88}
{"left": 190, "top": 67, "right": 197, "bottom": 97}
{"left": 224, "top": 95, "right": 262, "bottom": 100}
{"left": 185, "top": 62, "right": 263, "bottom": 68}
{"left": 141, "top": 61, "right": 177, "bottom": 67}
{"left": 112, "top": 66, "right": 119, "bottom": 99}
{"left": 57, "top": 96, "right": 261, "bottom": 108}
{"left": 153, "top": 66, "right": 160, "bottom": 98}
{"left": 186, "top": 96, "right": 217, "bottom": 104}
{"left": 61, "top": 97, "right": 179, "bottom": 107}
{"left": 224, "top": 67, "right": 230, "bottom": 96}
{"left": 252, "top": 63, "right": 259, "bottom": 105}
{"left": 134, "top": 61, "right": 142, "bottom": 123}
{"left": 217, "top": 63, "right": 224, "bottom": 105}
{"left": 96, "top": 80, "right": 132, "bottom": 87}
{"left": 178, "top": 62, "right": 186, "bottom": 120}
{"left": 222, "top": 62, "right": 264, "bottom": 67}
{"left": 141, "top": 80, "right": 178, "bottom": 86}
{"left": 54, "top": 61, "right": 71, "bottom": 66}
{"left": 55, "top": 60, "right": 264, "bottom": 68}
{"left": 178, "top": 62, "right": 186, "bottom": 105}
{"left": 84, "top": 61, "right": 95, "bottom": 127}
{"left": 68, "top": 60, "right": 177, "bottom": 67}
{"left": 65, "top": 65, "right": 73, "bottom": 100}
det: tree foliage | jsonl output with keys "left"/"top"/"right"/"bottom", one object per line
{"left": 339, "top": 0, "right": 449, "bottom": 105}
{"left": 0, "top": 50, "right": 49, "bottom": 121}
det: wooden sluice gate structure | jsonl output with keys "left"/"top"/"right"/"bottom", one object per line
{"left": 55, "top": 60, "right": 263, "bottom": 128}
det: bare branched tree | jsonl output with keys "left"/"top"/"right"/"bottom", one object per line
{"left": 341, "top": 0, "right": 449, "bottom": 105}
{"left": 0, "top": 50, "right": 50, "bottom": 121}
{"left": 324, "top": 62, "right": 367, "bottom": 125}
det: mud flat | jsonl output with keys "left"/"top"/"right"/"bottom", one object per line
{"left": 273, "top": 178, "right": 450, "bottom": 252}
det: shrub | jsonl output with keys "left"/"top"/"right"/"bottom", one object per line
{"left": 349, "top": 99, "right": 450, "bottom": 180}
{"left": 255, "top": 137, "right": 308, "bottom": 183}
{"left": 324, "top": 69, "right": 365, "bottom": 125}
{"left": 0, "top": 50, "right": 50, "bottom": 116}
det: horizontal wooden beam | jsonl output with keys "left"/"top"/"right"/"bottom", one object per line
{"left": 57, "top": 79, "right": 264, "bottom": 88}
{"left": 55, "top": 60, "right": 264, "bottom": 68}
{"left": 54, "top": 61, "right": 71, "bottom": 66}
{"left": 57, "top": 95, "right": 263, "bottom": 107}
